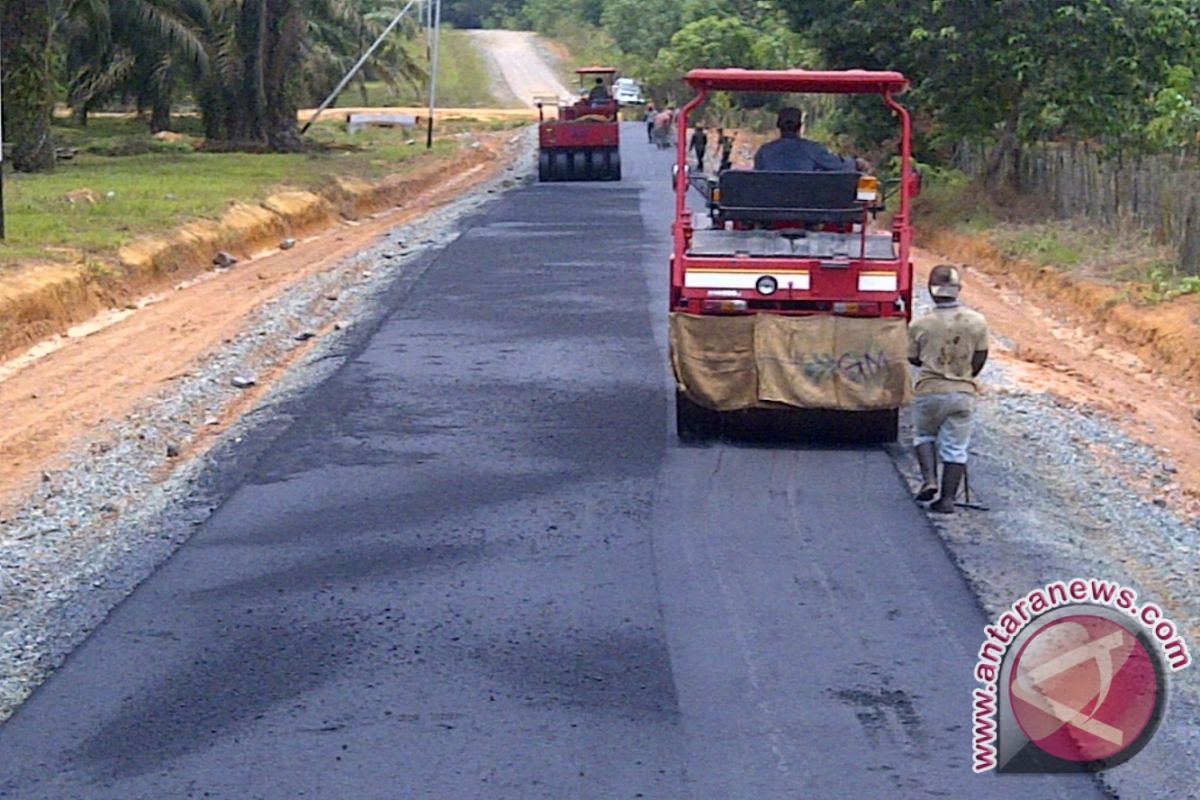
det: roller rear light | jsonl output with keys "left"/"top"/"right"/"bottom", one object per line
{"left": 858, "top": 271, "right": 898, "bottom": 292}
{"left": 832, "top": 302, "right": 880, "bottom": 315}
{"left": 702, "top": 299, "right": 747, "bottom": 313}
{"left": 857, "top": 175, "right": 880, "bottom": 202}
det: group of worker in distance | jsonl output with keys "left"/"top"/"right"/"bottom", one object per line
{"left": 642, "top": 102, "right": 737, "bottom": 170}
{"left": 667, "top": 104, "right": 991, "bottom": 513}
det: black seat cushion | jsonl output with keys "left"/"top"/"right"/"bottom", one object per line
{"left": 716, "top": 170, "right": 862, "bottom": 223}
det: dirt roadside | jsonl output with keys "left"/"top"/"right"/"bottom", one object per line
{"left": 0, "top": 132, "right": 521, "bottom": 515}
{"left": 911, "top": 240, "right": 1200, "bottom": 519}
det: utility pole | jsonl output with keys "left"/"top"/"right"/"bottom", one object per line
{"left": 0, "top": 16, "right": 7, "bottom": 240}
{"left": 425, "top": 0, "right": 441, "bottom": 149}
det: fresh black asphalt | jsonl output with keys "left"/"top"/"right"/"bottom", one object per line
{"left": 0, "top": 126, "right": 1108, "bottom": 799}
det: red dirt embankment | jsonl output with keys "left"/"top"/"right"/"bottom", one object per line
{"left": 924, "top": 230, "right": 1200, "bottom": 386}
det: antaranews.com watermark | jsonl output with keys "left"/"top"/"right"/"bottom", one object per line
{"left": 972, "top": 578, "right": 1191, "bottom": 773}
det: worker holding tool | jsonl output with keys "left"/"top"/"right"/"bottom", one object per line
{"left": 907, "top": 264, "right": 989, "bottom": 513}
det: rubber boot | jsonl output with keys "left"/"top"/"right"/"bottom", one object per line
{"left": 914, "top": 443, "right": 938, "bottom": 502}
{"left": 929, "top": 463, "right": 966, "bottom": 514}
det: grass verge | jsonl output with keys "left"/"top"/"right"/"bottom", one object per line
{"left": 913, "top": 169, "right": 1198, "bottom": 304}
{"left": 918, "top": 169, "right": 1200, "bottom": 387}
{"left": 0, "top": 122, "right": 509, "bottom": 360}
{"left": 0, "top": 120, "right": 465, "bottom": 267}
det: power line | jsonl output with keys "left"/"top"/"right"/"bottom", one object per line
{"left": 300, "top": 0, "right": 422, "bottom": 135}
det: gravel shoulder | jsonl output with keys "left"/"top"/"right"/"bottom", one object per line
{"left": 0, "top": 128, "right": 539, "bottom": 723}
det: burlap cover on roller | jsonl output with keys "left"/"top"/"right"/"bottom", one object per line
{"left": 669, "top": 314, "right": 758, "bottom": 411}
{"left": 755, "top": 314, "right": 912, "bottom": 410}
{"left": 669, "top": 313, "right": 912, "bottom": 411}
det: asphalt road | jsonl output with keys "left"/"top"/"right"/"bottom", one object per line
{"left": 0, "top": 127, "right": 1108, "bottom": 799}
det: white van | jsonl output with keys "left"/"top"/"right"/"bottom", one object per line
{"left": 613, "top": 78, "right": 646, "bottom": 105}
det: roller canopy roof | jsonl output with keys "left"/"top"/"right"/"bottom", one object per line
{"left": 684, "top": 68, "right": 908, "bottom": 94}
{"left": 576, "top": 66, "right": 620, "bottom": 74}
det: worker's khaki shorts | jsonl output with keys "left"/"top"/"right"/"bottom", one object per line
{"left": 913, "top": 392, "right": 975, "bottom": 464}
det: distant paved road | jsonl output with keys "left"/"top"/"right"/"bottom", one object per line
{"left": 0, "top": 130, "right": 1110, "bottom": 799}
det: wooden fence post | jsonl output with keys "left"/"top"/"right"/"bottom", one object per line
{"left": 1181, "top": 194, "right": 1200, "bottom": 276}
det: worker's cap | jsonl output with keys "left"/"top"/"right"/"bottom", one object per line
{"left": 776, "top": 107, "right": 803, "bottom": 130}
{"left": 929, "top": 264, "right": 963, "bottom": 298}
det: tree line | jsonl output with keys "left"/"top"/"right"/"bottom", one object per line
{"left": 452, "top": 0, "right": 1200, "bottom": 182}
{"left": 1, "top": 0, "right": 424, "bottom": 172}
{"left": 4, "top": 0, "right": 1199, "bottom": 180}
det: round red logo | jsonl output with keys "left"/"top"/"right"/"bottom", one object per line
{"left": 1009, "top": 614, "right": 1159, "bottom": 763}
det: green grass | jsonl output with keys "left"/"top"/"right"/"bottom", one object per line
{"left": 966, "top": 212, "right": 1171, "bottom": 289}
{"left": 988, "top": 221, "right": 1178, "bottom": 292}
{"left": 0, "top": 25, "right": 506, "bottom": 269}
{"left": 0, "top": 120, "right": 457, "bottom": 266}
{"left": 990, "top": 224, "right": 1087, "bottom": 268}
{"left": 911, "top": 167, "right": 1191, "bottom": 298}
{"left": 53, "top": 114, "right": 207, "bottom": 149}
{"left": 910, "top": 166, "right": 996, "bottom": 233}
{"left": 898, "top": 163, "right": 1200, "bottom": 302}
{"left": 333, "top": 29, "right": 505, "bottom": 109}
{"left": 1138, "top": 263, "right": 1200, "bottom": 303}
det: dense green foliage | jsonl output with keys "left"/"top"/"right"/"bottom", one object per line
{"left": 508, "top": 0, "right": 1200, "bottom": 178}
{"left": 511, "top": 0, "right": 811, "bottom": 100}
{"left": 781, "top": 0, "right": 1200, "bottom": 179}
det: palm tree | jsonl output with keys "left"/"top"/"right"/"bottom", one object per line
{"left": 13, "top": 0, "right": 426, "bottom": 161}
{"left": 263, "top": 0, "right": 305, "bottom": 150}
{"left": 199, "top": 0, "right": 424, "bottom": 150}
{"left": 60, "top": 0, "right": 210, "bottom": 131}
{"left": 302, "top": 0, "right": 426, "bottom": 107}
{"left": 3, "top": 0, "right": 57, "bottom": 171}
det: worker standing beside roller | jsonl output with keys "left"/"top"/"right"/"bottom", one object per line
{"left": 907, "top": 264, "right": 990, "bottom": 514}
